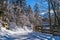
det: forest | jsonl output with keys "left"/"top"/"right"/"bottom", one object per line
{"left": 0, "top": 0, "right": 60, "bottom": 36}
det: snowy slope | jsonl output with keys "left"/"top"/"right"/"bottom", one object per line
{"left": 0, "top": 21, "right": 60, "bottom": 40}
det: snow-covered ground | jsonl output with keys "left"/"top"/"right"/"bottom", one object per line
{"left": 0, "top": 27, "right": 51, "bottom": 40}
{"left": 0, "top": 22, "right": 60, "bottom": 40}
{"left": 0, "top": 27, "right": 60, "bottom": 40}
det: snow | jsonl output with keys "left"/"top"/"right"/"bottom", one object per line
{"left": 52, "top": 38, "right": 55, "bottom": 40}
{"left": 0, "top": 25, "right": 33, "bottom": 40}
{"left": 0, "top": 28, "right": 58, "bottom": 40}
{"left": 0, "top": 22, "right": 60, "bottom": 40}
{"left": 0, "top": 27, "right": 32, "bottom": 35}
{"left": 0, "top": 21, "right": 33, "bottom": 36}
{"left": 8, "top": 22, "right": 33, "bottom": 34}
{"left": 0, "top": 27, "right": 54, "bottom": 40}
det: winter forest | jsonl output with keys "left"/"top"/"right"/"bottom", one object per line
{"left": 0, "top": 0, "right": 42, "bottom": 30}
{"left": 0, "top": 0, "right": 60, "bottom": 40}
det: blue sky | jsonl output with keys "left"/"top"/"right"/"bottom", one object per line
{"left": 26, "top": 0, "right": 36, "bottom": 9}
{"left": 26, "top": 0, "right": 48, "bottom": 12}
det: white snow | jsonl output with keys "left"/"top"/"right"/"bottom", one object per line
{"left": 0, "top": 22, "right": 33, "bottom": 40}
{"left": 0, "top": 26, "right": 32, "bottom": 35}
{"left": 0, "top": 21, "right": 33, "bottom": 36}
{"left": 0, "top": 21, "right": 56, "bottom": 40}
{"left": 52, "top": 38, "right": 55, "bottom": 40}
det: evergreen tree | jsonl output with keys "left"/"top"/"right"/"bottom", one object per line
{"left": 34, "top": 3, "right": 40, "bottom": 14}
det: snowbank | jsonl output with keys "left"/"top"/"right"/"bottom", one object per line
{"left": 0, "top": 27, "right": 33, "bottom": 35}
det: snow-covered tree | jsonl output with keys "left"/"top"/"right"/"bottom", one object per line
{"left": 33, "top": 3, "right": 42, "bottom": 32}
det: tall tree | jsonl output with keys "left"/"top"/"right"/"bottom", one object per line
{"left": 27, "top": 5, "right": 33, "bottom": 15}
{"left": 47, "top": 0, "right": 53, "bottom": 33}
{"left": 33, "top": 3, "right": 42, "bottom": 32}
{"left": 34, "top": 3, "right": 40, "bottom": 14}
{"left": 27, "top": 5, "right": 34, "bottom": 23}
{"left": 34, "top": 3, "right": 40, "bottom": 19}
{"left": 49, "top": 0, "right": 60, "bottom": 25}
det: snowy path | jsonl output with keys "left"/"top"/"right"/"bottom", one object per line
{"left": 0, "top": 31, "right": 55, "bottom": 40}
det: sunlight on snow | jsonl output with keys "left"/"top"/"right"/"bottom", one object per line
{"left": 0, "top": 26, "right": 33, "bottom": 35}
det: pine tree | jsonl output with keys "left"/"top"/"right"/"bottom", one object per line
{"left": 34, "top": 3, "right": 40, "bottom": 14}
